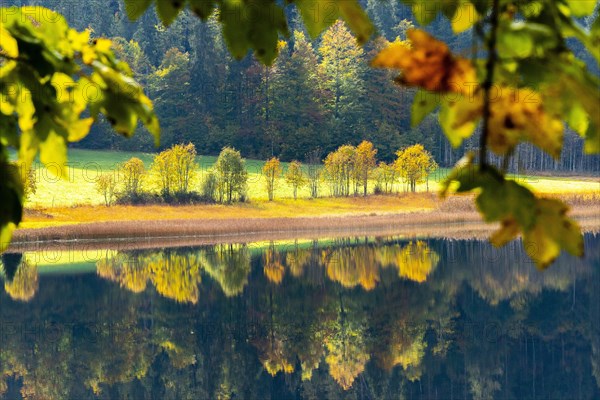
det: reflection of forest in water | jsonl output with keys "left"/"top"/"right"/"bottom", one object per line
{"left": 1, "top": 234, "right": 599, "bottom": 399}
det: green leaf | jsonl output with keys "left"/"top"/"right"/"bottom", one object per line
{"left": 499, "top": 22, "right": 557, "bottom": 59}
{"left": 583, "top": 122, "right": 599, "bottom": 154}
{"left": 0, "top": 163, "right": 23, "bottom": 253}
{"left": 411, "top": 90, "right": 440, "bottom": 127}
{"left": 38, "top": 119, "right": 68, "bottom": 179}
{"left": 219, "top": 0, "right": 288, "bottom": 64}
{"left": 156, "top": 0, "right": 186, "bottom": 26}
{"left": 476, "top": 179, "right": 537, "bottom": 230}
{"left": 565, "top": 0, "right": 597, "bottom": 17}
{"left": 295, "top": 0, "right": 340, "bottom": 39}
{"left": 124, "top": 0, "right": 154, "bottom": 20}
{"left": 471, "top": 0, "right": 490, "bottom": 15}
{"left": 338, "top": 0, "right": 375, "bottom": 44}
{"left": 189, "top": 0, "right": 215, "bottom": 19}
{"left": 403, "top": 0, "right": 460, "bottom": 25}
{"left": 567, "top": 102, "right": 589, "bottom": 136}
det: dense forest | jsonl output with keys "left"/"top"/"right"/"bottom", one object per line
{"left": 14, "top": 0, "right": 600, "bottom": 172}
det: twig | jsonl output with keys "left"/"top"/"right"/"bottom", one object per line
{"left": 480, "top": 0, "right": 501, "bottom": 170}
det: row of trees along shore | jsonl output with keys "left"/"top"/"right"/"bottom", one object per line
{"left": 95, "top": 141, "right": 437, "bottom": 206}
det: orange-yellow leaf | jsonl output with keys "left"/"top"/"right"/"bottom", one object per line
{"left": 372, "top": 29, "right": 477, "bottom": 94}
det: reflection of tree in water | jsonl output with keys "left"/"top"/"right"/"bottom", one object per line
{"left": 324, "top": 310, "right": 370, "bottom": 390}
{"left": 200, "top": 244, "right": 250, "bottom": 296}
{"left": 263, "top": 242, "right": 285, "bottom": 284}
{"left": 97, "top": 252, "right": 149, "bottom": 293}
{"left": 376, "top": 322, "right": 426, "bottom": 381}
{"left": 323, "top": 239, "right": 439, "bottom": 290}
{"left": 1, "top": 255, "right": 38, "bottom": 302}
{"left": 1, "top": 235, "right": 598, "bottom": 398}
{"left": 98, "top": 245, "right": 252, "bottom": 302}
{"left": 97, "top": 249, "right": 202, "bottom": 303}
{"left": 285, "top": 240, "right": 311, "bottom": 278}
{"left": 325, "top": 239, "right": 380, "bottom": 290}
{"left": 376, "top": 240, "right": 439, "bottom": 283}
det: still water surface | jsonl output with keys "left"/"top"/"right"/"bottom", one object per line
{"left": 1, "top": 234, "right": 599, "bottom": 399}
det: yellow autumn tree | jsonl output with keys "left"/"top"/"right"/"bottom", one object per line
{"left": 151, "top": 143, "right": 197, "bottom": 197}
{"left": 262, "top": 157, "right": 282, "bottom": 201}
{"left": 355, "top": 140, "right": 378, "bottom": 196}
{"left": 96, "top": 174, "right": 117, "bottom": 206}
{"left": 323, "top": 145, "right": 356, "bottom": 196}
{"left": 394, "top": 144, "right": 436, "bottom": 193}
{"left": 119, "top": 157, "right": 146, "bottom": 198}
{"left": 284, "top": 160, "right": 306, "bottom": 200}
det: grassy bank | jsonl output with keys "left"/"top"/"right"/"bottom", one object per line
{"left": 13, "top": 193, "right": 600, "bottom": 251}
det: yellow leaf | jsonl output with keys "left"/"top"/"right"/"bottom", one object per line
{"left": 39, "top": 128, "right": 68, "bottom": 179}
{"left": 452, "top": 2, "right": 479, "bottom": 34}
{"left": 488, "top": 88, "right": 564, "bottom": 158}
{"left": 490, "top": 218, "right": 520, "bottom": 247}
{"left": 439, "top": 96, "right": 482, "bottom": 147}
{"left": 95, "top": 38, "right": 112, "bottom": 53}
{"left": 66, "top": 118, "right": 94, "bottom": 142}
{"left": 0, "top": 26, "right": 18, "bottom": 58}
{"left": 523, "top": 198, "right": 583, "bottom": 269}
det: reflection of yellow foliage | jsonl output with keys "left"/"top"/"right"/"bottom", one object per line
{"left": 160, "top": 340, "right": 197, "bottom": 369}
{"left": 325, "top": 245, "right": 380, "bottom": 290}
{"left": 147, "top": 252, "right": 201, "bottom": 304}
{"left": 97, "top": 251, "right": 202, "bottom": 303}
{"left": 325, "top": 341, "right": 369, "bottom": 390}
{"left": 301, "top": 360, "right": 319, "bottom": 381}
{"left": 285, "top": 246, "right": 310, "bottom": 278}
{"left": 4, "top": 259, "right": 38, "bottom": 302}
{"left": 257, "top": 338, "right": 295, "bottom": 377}
{"left": 387, "top": 337, "right": 426, "bottom": 376}
{"left": 200, "top": 244, "right": 251, "bottom": 297}
{"left": 325, "top": 322, "right": 370, "bottom": 390}
{"left": 97, "top": 255, "right": 150, "bottom": 293}
{"left": 377, "top": 241, "right": 439, "bottom": 283}
{"left": 377, "top": 324, "right": 426, "bottom": 382}
{"left": 264, "top": 247, "right": 285, "bottom": 284}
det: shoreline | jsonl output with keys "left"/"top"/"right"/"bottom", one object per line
{"left": 10, "top": 200, "right": 600, "bottom": 252}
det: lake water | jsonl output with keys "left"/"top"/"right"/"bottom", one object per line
{"left": 1, "top": 234, "right": 599, "bottom": 399}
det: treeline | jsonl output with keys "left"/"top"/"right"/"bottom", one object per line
{"left": 23, "top": 0, "right": 600, "bottom": 172}
{"left": 96, "top": 141, "right": 437, "bottom": 205}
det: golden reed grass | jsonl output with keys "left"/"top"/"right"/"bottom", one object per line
{"left": 10, "top": 192, "right": 598, "bottom": 252}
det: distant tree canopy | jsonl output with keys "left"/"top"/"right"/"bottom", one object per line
{"left": 1, "top": 1, "right": 599, "bottom": 267}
